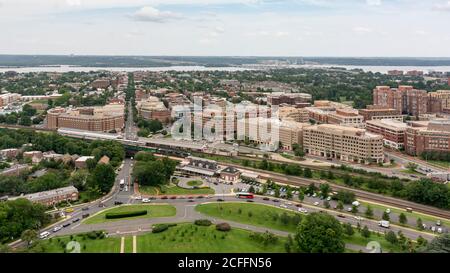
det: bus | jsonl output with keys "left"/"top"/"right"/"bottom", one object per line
{"left": 236, "top": 192, "right": 254, "bottom": 199}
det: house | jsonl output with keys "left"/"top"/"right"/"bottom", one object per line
{"left": 9, "top": 186, "right": 79, "bottom": 206}
{"left": 0, "top": 148, "right": 19, "bottom": 160}
{"left": 98, "top": 155, "right": 110, "bottom": 165}
{"left": 75, "top": 156, "right": 95, "bottom": 168}
{"left": 23, "top": 151, "right": 43, "bottom": 163}
{"left": 219, "top": 166, "right": 241, "bottom": 183}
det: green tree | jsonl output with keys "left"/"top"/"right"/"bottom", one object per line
{"left": 417, "top": 234, "right": 450, "bottom": 253}
{"left": 417, "top": 218, "right": 424, "bottom": 230}
{"left": 336, "top": 201, "right": 344, "bottom": 210}
{"left": 343, "top": 223, "right": 354, "bottom": 236}
{"left": 382, "top": 211, "right": 390, "bottom": 221}
{"left": 303, "top": 168, "right": 313, "bottom": 178}
{"left": 89, "top": 163, "right": 116, "bottom": 193}
{"left": 361, "top": 225, "right": 371, "bottom": 238}
{"left": 294, "top": 212, "right": 345, "bottom": 253}
{"left": 298, "top": 191, "right": 305, "bottom": 202}
{"left": 365, "top": 205, "right": 374, "bottom": 219}
{"left": 385, "top": 231, "right": 398, "bottom": 245}
{"left": 399, "top": 213, "right": 408, "bottom": 225}
{"left": 21, "top": 229, "right": 38, "bottom": 247}
{"left": 319, "top": 183, "right": 331, "bottom": 198}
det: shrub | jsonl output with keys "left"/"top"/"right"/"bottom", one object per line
{"left": 152, "top": 224, "right": 169, "bottom": 233}
{"left": 216, "top": 223, "right": 231, "bottom": 232}
{"left": 105, "top": 210, "right": 147, "bottom": 219}
{"left": 194, "top": 219, "right": 212, "bottom": 226}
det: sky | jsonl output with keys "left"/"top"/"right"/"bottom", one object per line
{"left": 0, "top": 0, "right": 450, "bottom": 56}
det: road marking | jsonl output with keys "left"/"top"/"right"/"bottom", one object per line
{"left": 133, "top": 236, "right": 137, "bottom": 253}
{"left": 120, "top": 237, "right": 125, "bottom": 253}
{"left": 70, "top": 223, "right": 81, "bottom": 230}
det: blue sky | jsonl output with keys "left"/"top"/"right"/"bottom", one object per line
{"left": 0, "top": 0, "right": 449, "bottom": 56}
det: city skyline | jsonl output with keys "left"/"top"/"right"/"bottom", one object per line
{"left": 1, "top": 0, "right": 450, "bottom": 57}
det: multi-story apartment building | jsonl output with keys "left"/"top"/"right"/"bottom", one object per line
{"left": 137, "top": 96, "right": 171, "bottom": 124}
{"left": 327, "top": 108, "right": 365, "bottom": 128}
{"left": 428, "top": 90, "right": 450, "bottom": 113}
{"left": 366, "top": 119, "right": 407, "bottom": 150}
{"left": 46, "top": 103, "right": 124, "bottom": 132}
{"left": 405, "top": 119, "right": 450, "bottom": 156}
{"left": 372, "top": 86, "right": 428, "bottom": 117}
{"left": 0, "top": 92, "right": 21, "bottom": 107}
{"left": 277, "top": 106, "right": 310, "bottom": 123}
{"left": 303, "top": 124, "right": 384, "bottom": 164}
{"left": 267, "top": 92, "right": 312, "bottom": 106}
{"left": 359, "top": 105, "right": 403, "bottom": 121}
{"left": 9, "top": 186, "right": 79, "bottom": 206}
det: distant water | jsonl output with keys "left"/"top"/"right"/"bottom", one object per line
{"left": 0, "top": 65, "right": 254, "bottom": 73}
{"left": 1, "top": 64, "right": 450, "bottom": 74}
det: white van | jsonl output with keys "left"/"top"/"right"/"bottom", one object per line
{"left": 39, "top": 231, "right": 50, "bottom": 239}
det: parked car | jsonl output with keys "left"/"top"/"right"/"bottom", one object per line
{"left": 313, "top": 202, "right": 320, "bottom": 206}
{"left": 295, "top": 204, "right": 302, "bottom": 208}
{"left": 385, "top": 208, "right": 391, "bottom": 214}
{"left": 197, "top": 196, "right": 204, "bottom": 199}
{"left": 436, "top": 220, "right": 441, "bottom": 226}
{"left": 337, "top": 214, "right": 346, "bottom": 218}
{"left": 263, "top": 197, "right": 270, "bottom": 201}
{"left": 170, "top": 196, "right": 177, "bottom": 200}
{"left": 188, "top": 199, "right": 195, "bottom": 203}
{"left": 298, "top": 208, "right": 308, "bottom": 214}
{"left": 161, "top": 196, "right": 168, "bottom": 200}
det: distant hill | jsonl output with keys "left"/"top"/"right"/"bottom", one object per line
{"left": 1, "top": 55, "right": 450, "bottom": 68}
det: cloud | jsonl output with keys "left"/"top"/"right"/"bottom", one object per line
{"left": 352, "top": 26, "right": 372, "bottom": 34}
{"left": 433, "top": 1, "right": 450, "bottom": 12}
{"left": 366, "top": 0, "right": 381, "bottom": 6}
{"left": 132, "top": 6, "right": 182, "bottom": 23}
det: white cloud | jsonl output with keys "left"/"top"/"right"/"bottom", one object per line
{"left": 433, "top": 1, "right": 450, "bottom": 11}
{"left": 352, "top": 26, "right": 372, "bottom": 34}
{"left": 366, "top": 0, "right": 381, "bottom": 6}
{"left": 132, "top": 6, "right": 182, "bottom": 23}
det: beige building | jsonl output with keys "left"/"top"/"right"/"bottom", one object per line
{"left": 303, "top": 124, "right": 384, "bottom": 164}
{"left": 278, "top": 106, "right": 310, "bottom": 123}
{"left": 46, "top": 103, "right": 124, "bottom": 132}
{"left": 137, "top": 96, "right": 171, "bottom": 124}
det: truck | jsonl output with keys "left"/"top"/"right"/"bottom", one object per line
{"left": 119, "top": 179, "right": 125, "bottom": 189}
{"left": 378, "top": 220, "right": 390, "bottom": 228}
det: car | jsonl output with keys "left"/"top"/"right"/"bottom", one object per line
{"left": 312, "top": 193, "right": 317, "bottom": 197}
{"left": 436, "top": 220, "right": 441, "bottom": 226}
{"left": 313, "top": 202, "right": 320, "bottom": 206}
{"left": 142, "top": 198, "right": 151, "bottom": 203}
{"left": 53, "top": 225, "right": 63, "bottom": 232}
{"left": 337, "top": 214, "right": 346, "bottom": 218}
{"left": 431, "top": 226, "right": 436, "bottom": 232}
{"left": 295, "top": 204, "right": 303, "bottom": 208}
{"left": 178, "top": 196, "right": 186, "bottom": 199}
{"left": 188, "top": 196, "right": 194, "bottom": 199}
{"left": 98, "top": 203, "right": 106, "bottom": 207}
{"left": 72, "top": 218, "right": 80, "bottom": 223}
{"left": 298, "top": 208, "right": 308, "bottom": 214}
{"left": 170, "top": 196, "right": 177, "bottom": 200}
{"left": 347, "top": 208, "right": 352, "bottom": 212}
{"left": 246, "top": 200, "right": 254, "bottom": 203}
{"left": 135, "top": 196, "right": 142, "bottom": 200}
{"left": 161, "top": 196, "right": 168, "bottom": 200}
{"left": 188, "top": 199, "right": 195, "bottom": 202}
{"left": 385, "top": 208, "right": 391, "bottom": 214}
{"left": 64, "top": 208, "right": 74, "bottom": 213}
{"left": 272, "top": 199, "right": 280, "bottom": 203}
{"left": 39, "top": 231, "right": 51, "bottom": 239}
{"left": 354, "top": 216, "right": 363, "bottom": 221}
{"left": 217, "top": 198, "right": 224, "bottom": 202}
{"left": 285, "top": 202, "right": 292, "bottom": 206}
{"left": 437, "top": 228, "right": 443, "bottom": 234}
{"left": 326, "top": 197, "right": 332, "bottom": 201}
{"left": 82, "top": 213, "right": 90, "bottom": 219}
{"left": 62, "top": 222, "right": 71, "bottom": 228}
{"left": 114, "top": 201, "right": 123, "bottom": 205}
{"left": 82, "top": 207, "right": 89, "bottom": 211}
{"left": 213, "top": 182, "right": 218, "bottom": 185}
{"left": 280, "top": 204, "right": 288, "bottom": 208}
{"left": 263, "top": 197, "right": 270, "bottom": 201}
{"left": 197, "top": 196, "right": 204, "bottom": 199}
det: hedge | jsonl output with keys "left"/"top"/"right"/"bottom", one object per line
{"left": 105, "top": 210, "right": 147, "bottom": 219}
{"left": 152, "top": 224, "right": 169, "bottom": 233}
{"left": 194, "top": 219, "right": 212, "bottom": 226}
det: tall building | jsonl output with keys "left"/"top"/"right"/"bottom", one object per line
{"left": 366, "top": 119, "right": 407, "bottom": 150}
{"left": 373, "top": 85, "right": 428, "bottom": 117}
{"left": 428, "top": 90, "right": 450, "bottom": 113}
{"left": 327, "top": 108, "right": 364, "bottom": 128}
{"left": 303, "top": 124, "right": 384, "bottom": 164}
{"left": 405, "top": 119, "right": 450, "bottom": 156}
{"left": 267, "top": 92, "right": 312, "bottom": 106}
{"left": 46, "top": 104, "right": 124, "bottom": 132}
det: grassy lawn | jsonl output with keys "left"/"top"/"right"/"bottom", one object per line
{"left": 187, "top": 180, "right": 203, "bottom": 187}
{"left": 136, "top": 223, "right": 287, "bottom": 253}
{"left": 344, "top": 232, "right": 403, "bottom": 253}
{"left": 196, "top": 202, "right": 302, "bottom": 232}
{"left": 140, "top": 185, "right": 214, "bottom": 196}
{"left": 83, "top": 204, "right": 176, "bottom": 224}
{"left": 37, "top": 234, "right": 121, "bottom": 253}
{"left": 427, "top": 160, "right": 450, "bottom": 169}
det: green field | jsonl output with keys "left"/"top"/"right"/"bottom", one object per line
{"left": 140, "top": 185, "right": 214, "bottom": 196}
{"left": 136, "top": 223, "right": 287, "bottom": 253}
{"left": 83, "top": 204, "right": 176, "bottom": 224}
{"left": 344, "top": 232, "right": 403, "bottom": 253}
{"left": 186, "top": 180, "right": 203, "bottom": 187}
{"left": 36, "top": 234, "right": 121, "bottom": 253}
{"left": 196, "top": 202, "right": 302, "bottom": 232}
